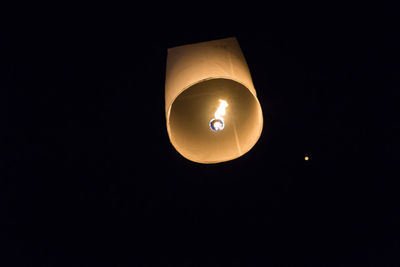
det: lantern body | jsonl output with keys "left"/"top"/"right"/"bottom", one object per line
{"left": 165, "top": 37, "right": 263, "bottom": 163}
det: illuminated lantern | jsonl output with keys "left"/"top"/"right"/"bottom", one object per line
{"left": 165, "top": 37, "right": 263, "bottom": 163}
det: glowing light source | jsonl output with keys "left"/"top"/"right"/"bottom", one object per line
{"left": 210, "top": 118, "right": 224, "bottom": 132}
{"left": 305, "top": 156, "right": 309, "bottom": 161}
{"left": 214, "top": 99, "right": 228, "bottom": 119}
{"left": 210, "top": 99, "right": 228, "bottom": 132}
{"left": 165, "top": 37, "right": 263, "bottom": 164}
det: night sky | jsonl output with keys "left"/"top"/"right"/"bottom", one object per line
{"left": 1, "top": 2, "right": 397, "bottom": 266}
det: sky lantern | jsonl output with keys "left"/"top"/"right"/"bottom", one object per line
{"left": 165, "top": 37, "right": 263, "bottom": 163}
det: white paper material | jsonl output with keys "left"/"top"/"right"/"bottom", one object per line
{"left": 165, "top": 37, "right": 263, "bottom": 163}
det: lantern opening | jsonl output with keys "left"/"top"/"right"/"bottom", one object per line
{"left": 168, "top": 78, "right": 262, "bottom": 164}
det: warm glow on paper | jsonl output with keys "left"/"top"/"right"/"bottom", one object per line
{"left": 165, "top": 37, "right": 263, "bottom": 163}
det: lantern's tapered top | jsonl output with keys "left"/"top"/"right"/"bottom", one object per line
{"left": 165, "top": 37, "right": 263, "bottom": 164}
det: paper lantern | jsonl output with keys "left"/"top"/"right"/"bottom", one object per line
{"left": 165, "top": 37, "right": 263, "bottom": 164}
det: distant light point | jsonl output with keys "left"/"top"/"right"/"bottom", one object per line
{"left": 305, "top": 156, "right": 309, "bottom": 161}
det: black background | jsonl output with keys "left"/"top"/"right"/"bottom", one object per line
{"left": 1, "top": 1, "right": 397, "bottom": 266}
